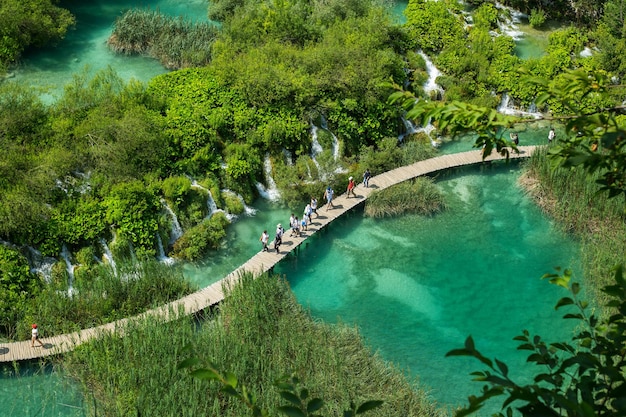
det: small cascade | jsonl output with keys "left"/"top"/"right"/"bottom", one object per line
{"left": 495, "top": 2, "right": 525, "bottom": 40}
{"left": 232, "top": 190, "right": 256, "bottom": 216}
{"left": 320, "top": 117, "right": 340, "bottom": 160}
{"left": 190, "top": 180, "right": 218, "bottom": 218}
{"left": 156, "top": 234, "right": 175, "bottom": 265}
{"left": 256, "top": 155, "right": 281, "bottom": 201}
{"left": 309, "top": 124, "right": 323, "bottom": 174}
{"left": 161, "top": 200, "right": 183, "bottom": 245}
{"left": 399, "top": 117, "right": 418, "bottom": 141}
{"left": 99, "top": 238, "right": 117, "bottom": 276}
{"left": 418, "top": 51, "right": 444, "bottom": 97}
{"left": 60, "top": 244, "right": 76, "bottom": 296}
{"left": 497, "top": 93, "right": 542, "bottom": 119}
{"left": 282, "top": 148, "right": 293, "bottom": 165}
{"left": 26, "top": 246, "right": 56, "bottom": 283}
{"left": 399, "top": 117, "right": 440, "bottom": 147}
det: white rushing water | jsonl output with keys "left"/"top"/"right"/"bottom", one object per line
{"left": 99, "top": 238, "right": 118, "bottom": 276}
{"left": 156, "top": 234, "right": 175, "bottom": 265}
{"left": 190, "top": 179, "right": 219, "bottom": 218}
{"left": 60, "top": 244, "right": 76, "bottom": 296}
{"left": 161, "top": 200, "right": 184, "bottom": 245}
{"left": 256, "top": 155, "right": 281, "bottom": 201}
{"left": 497, "top": 92, "right": 542, "bottom": 119}
{"left": 418, "top": 51, "right": 444, "bottom": 97}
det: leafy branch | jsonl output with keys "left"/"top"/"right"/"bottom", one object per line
{"left": 446, "top": 265, "right": 626, "bottom": 417}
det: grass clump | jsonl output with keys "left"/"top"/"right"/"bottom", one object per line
{"left": 108, "top": 9, "right": 219, "bottom": 69}
{"left": 521, "top": 147, "right": 626, "bottom": 306}
{"left": 365, "top": 177, "right": 446, "bottom": 218}
{"left": 64, "top": 273, "right": 444, "bottom": 417}
{"left": 16, "top": 260, "right": 195, "bottom": 339}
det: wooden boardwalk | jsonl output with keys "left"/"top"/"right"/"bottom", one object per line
{"left": 0, "top": 146, "right": 538, "bottom": 362}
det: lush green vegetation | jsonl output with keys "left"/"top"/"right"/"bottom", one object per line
{"left": 364, "top": 177, "right": 446, "bottom": 218}
{"left": 64, "top": 273, "right": 444, "bottom": 417}
{"left": 2, "top": 258, "right": 194, "bottom": 342}
{"left": 0, "top": 0, "right": 74, "bottom": 71}
{"left": 2, "top": 3, "right": 626, "bottom": 413}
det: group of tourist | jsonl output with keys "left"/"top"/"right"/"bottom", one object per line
{"left": 259, "top": 169, "right": 372, "bottom": 254}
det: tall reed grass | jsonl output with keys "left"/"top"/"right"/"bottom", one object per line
{"left": 108, "top": 9, "right": 219, "bottom": 69}
{"left": 521, "top": 147, "right": 626, "bottom": 306}
{"left": 17, "top": 260, "right": 195, "bottom": 339}
{"left": 365, "top": 177, "right": 446, "bottom": 218}
{"left": 63, "top": 273, "right": 445, "bottom": 417}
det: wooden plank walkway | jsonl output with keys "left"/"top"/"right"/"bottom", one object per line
{"left": 0, "top": 146, "right": 538, "bottom": 362}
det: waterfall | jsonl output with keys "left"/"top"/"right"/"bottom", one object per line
{"left": 99, "top": 238, "right": 117, "bottom": 276}
{"left": 418, "top": 51, "right": 444, "bottom": 97}
{"left": 497, "top": 93, "right": 542, "bottom": 119}
{"left": 26, "top": 246, "right": 56, "bottom": 284}
{"left": 190, "top": 180, "right": 218, "bottom": 218}
{"left": 255, "top": 155, "right": 281, "bottom": 201}
{"left": 225, "top": 190, "right": 256, "bottom": 217}
{"left": 495, "top": 2, "right": 525, "bottom": 41}
{"left": 156, "top": 234, "right": 175, "bottom": 265}
{"left": 60, "top": 244, "right": 76, "bottom": 296}
{"left": 310, "top": 124, "right": 323, "bottom": 175}
{"left": 399, "top": 116, "right": 440, "bottom": 147}
{"left": 161, "top": 200, "right": 183, "bottom": 245}
{"left": 320, "top": 117, "right": 340, "bottom": 160}
{"left": 399, "top": 117, "right": 418, "bottom": 141}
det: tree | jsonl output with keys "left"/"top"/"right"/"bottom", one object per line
{"left": 0, "top": 0, "right": 74, "bottom": 69}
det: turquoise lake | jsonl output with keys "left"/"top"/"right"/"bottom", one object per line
{"left": 1, "top": 0, "right": 576, "bottom": 414}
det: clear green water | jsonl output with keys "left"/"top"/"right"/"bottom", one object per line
{"left": 4, "top": 161, "right": 581, "bottom": 415}
{"left": 275, "top": 162, "right": 581, "bottom": 410}
{"left": 6, "top": 0, "right": 578, "bottom": 414}
{"left": 11, "top": 0, "right": 210, "bottom": 103}
{"left": 0, "top": 363, "right": 85, "bottom": 416}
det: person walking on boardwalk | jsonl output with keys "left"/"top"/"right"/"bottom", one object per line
{"left": 289, "top": 213, "right": 297, "bottom": 237}
{"left": 304, "top": 203, "right": 312, "bottom": 225}
{"left": 274, "top": 223, "right": 284, "bottom": 253}
{"left": 548, "top": 128, "right": 555, "bottom": 143}
{"left": 310, "top": 197, "right": 318, "bottom": 218}
{"left": 301, "top": 216, "right": 307, "bottom": 233}
{"left": 347, "top": 176, "right": 356, "bottom": 198}
{"left": 324, "top": 186, "right": 334, "bottom": 210}
{"left": 31, "top": 324, "right": 44, "bottom": 347}
{"left": 259, "top": 230, "right": 269, "bottom": 252}
{"left": 363, "top": 169, "right": 371, "bottom": 188}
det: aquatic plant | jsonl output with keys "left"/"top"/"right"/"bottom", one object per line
{"left": 108, "top": 9, "right": 219, "bottom": 69}
{"left": 64, "top": 272, "right": 444, "bottom": 416}
{"left": 365, "top": 177, "right": 446, "bottom": 218}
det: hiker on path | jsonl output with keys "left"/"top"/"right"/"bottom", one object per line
{"left": 310, "top": 197, "right": 318, "bottom": 217}
{"left": 260, "top": 230, "right": 269, "bottom": 252}
{"left": 363, "top": 169, "right": 371, "bottom": 188}
{"left": 31, "top": 324, "right": 44, "bottom": 347}
{"left": 347, "top": 176, "right": 356, "bottom": 198}
{"left": 274, "top": 224, "right": 284, "bottom": 253}
{"left": 324, "top": 186, "right": 334, "bottom": 210}
{"left": 548, "top": 128, "right": 555, "bottom": 143}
